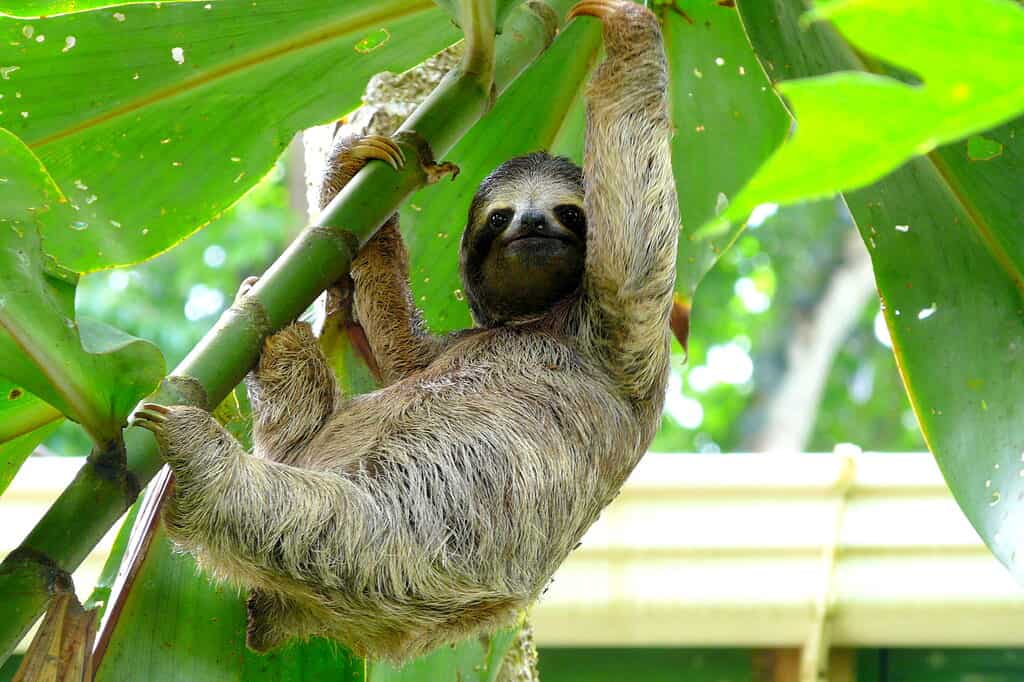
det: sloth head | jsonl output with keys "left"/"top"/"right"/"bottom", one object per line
{"left": 460, "top": 152, "right": 586, "bottom": 327}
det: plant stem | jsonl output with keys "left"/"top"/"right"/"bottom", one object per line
{"left": 0, "top": 0, "right": 569, "bottom": 663}
{"left": 459, "top": 0, "right": 497, "bottom": 86}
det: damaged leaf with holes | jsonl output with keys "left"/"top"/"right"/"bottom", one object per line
{"left": 0, "top": 0, "right": 460, "bottom": 270}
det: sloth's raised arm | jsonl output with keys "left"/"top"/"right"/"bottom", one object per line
{"left": 575, "top": 1, "right": 679, "bottom": 400}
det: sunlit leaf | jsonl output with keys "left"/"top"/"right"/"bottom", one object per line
{"left": 1, "top": 0, "right": 460, "bottom": 271}
{"left": 0, "top": 0, "right": 182, "bottom": 18}
{"left": 710, "top": 0, "right": 1024, "bottom": 232}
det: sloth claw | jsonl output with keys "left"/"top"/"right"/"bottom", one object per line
{"left": 352, "top": 135, "right": 406, "bottom": 171}
{"left": 133, "top": 403, "right": 171, "bottom": 434}
{"left": 568, "top": 0, "right": 622, "bottom": 21}
{"left": 142, "top": 402, "right": 171, "bottom": 415}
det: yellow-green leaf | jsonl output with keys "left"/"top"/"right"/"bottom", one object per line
{"left": 0, "top": 128, "right": 164, "bottom": 443}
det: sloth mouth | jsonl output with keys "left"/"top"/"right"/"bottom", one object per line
{"left": 507, "top": 234, "right": 575, "bottom": 246}
{"left": 502, "top": 223, "right": 581, "bottom": 247}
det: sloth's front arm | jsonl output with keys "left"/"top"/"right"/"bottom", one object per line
{"left": 350, "top": 223, "right": 448, "bottom": 385}
{"left": 574, "top": 0, "right": 679, "bottom": 401}
{"left": 321, "top": 135, "right": 448, "bottom": 386}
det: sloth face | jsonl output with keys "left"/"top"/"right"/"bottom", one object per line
{"left": 461, "top": 153, "right": 586, "bottom": 326}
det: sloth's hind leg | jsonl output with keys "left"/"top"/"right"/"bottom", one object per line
{"left": 246, "top": 321, "right": 341, "bottom": 462}
{"left": 134, "top": 403, "right": 249, "bottom": 548}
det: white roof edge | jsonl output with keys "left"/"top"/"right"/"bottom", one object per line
{"left": 534, "top": 451, "right": 1024, "bottom": 647}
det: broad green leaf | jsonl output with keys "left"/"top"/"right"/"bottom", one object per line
{"left": 739, "top": 0, "right": 1024, "bottom": 578}
{"left": 403, "top": 1, "right": 788, "bottom": 331}
{"left": 0, "top": 380, "right": 62, "bottom": 496}
{"left": 0, "top": 379, "right": 62, "bottom": 444}
{"left": 0, "top": 128, "right": 164, "bottom": 443}
{"left": 0, "top": 420, "right": 61, "bottom": 497}
{"left": 0, "top": 1, "right": 179, "bottom": 18}
{"left": 659, "top": 0, "right": 789, "bottom": 298}
{"left": 847, "top": 129, "right": 1024, "bottom": 579}
{"left": 1, "top": 0, "right": 459, "bottom": 271}
{"left": 708, "top": 0, "right": 1024, "bottom": 233}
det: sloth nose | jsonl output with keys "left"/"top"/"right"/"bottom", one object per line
{"left": 519, "top": 210, "right": 548, "bottom": 232}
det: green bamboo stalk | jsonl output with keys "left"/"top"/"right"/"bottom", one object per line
{"left": 0, "top": 0, "right": 568, "bottom": 663}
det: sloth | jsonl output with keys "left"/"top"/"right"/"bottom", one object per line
{"left": 134, "top": 0, "right": 678, "bottom": 662}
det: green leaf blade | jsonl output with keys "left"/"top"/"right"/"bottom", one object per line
{"left": 0, "top": 0, "right": 183, "bottom": 18}
{"left": 663, "top": 2, "right": 790, "bottom": 298}
{"left": 845, "top": 140, "right": 1024, "bottom": 578}
{"left": 2, "top": 0, "right": 460, "bottom": 271}
{"left": 0, "top": 380, "right": 62, "bottom": 496}
{"left": 0, "top": 129, "right": 164, "bottom": 442}
{"left": 722, "top": 0, "right": 1024, "bottom": 225}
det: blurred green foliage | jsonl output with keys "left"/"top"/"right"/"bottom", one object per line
{"left": 651, "top": 198, "right": 925, "bottom": 454}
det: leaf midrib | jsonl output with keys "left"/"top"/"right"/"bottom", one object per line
{"left": 0, "top": 309, "right": 107, "bottom": 441}
{"left": 927, "top": 147, "right": 1024, "bottom": 296}
{"left": 31, "top": 0, "right": 439, "bottom": 149}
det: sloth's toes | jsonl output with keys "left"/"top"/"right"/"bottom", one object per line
{"left": 568, "top": 0, "right": 654, "bottom": 27}
{"left": 424, "top": 160, "right": 460, "bottom": 185}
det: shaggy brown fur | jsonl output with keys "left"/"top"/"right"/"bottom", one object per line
{"left": 135, "top": 0, "right": 677, "bottom": 663}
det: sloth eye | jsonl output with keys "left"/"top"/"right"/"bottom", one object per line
{"left": 488, "top": 210, "right": 512, "bottom": 229}
{"left": 555, "top": 205, "right": 585, "bottom": 232}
